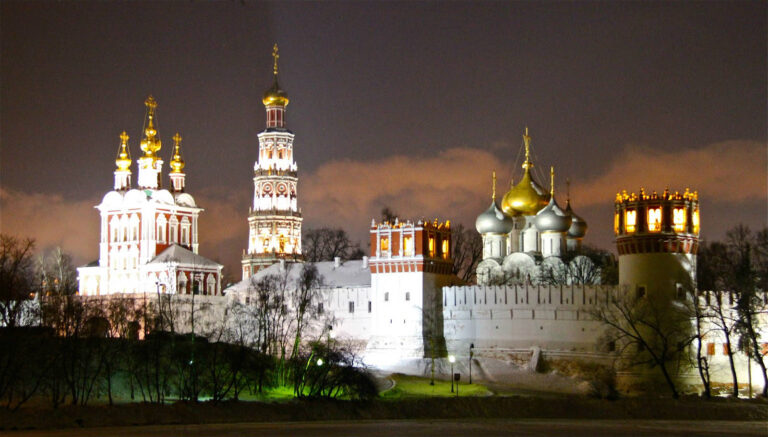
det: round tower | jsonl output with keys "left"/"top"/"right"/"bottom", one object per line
{"left": 615, "top": 187, "right": 700, "bottom": 298}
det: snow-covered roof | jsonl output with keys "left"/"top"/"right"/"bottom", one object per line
{"left": 148, "top": 244, "right": 222, "bottom": 268}
{"left": 226, "top": 259, "right": 371, "bottom": 294}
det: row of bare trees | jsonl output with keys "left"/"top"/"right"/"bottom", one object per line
{"left": 0, "top": 234, "right": 377, "bottom": 409}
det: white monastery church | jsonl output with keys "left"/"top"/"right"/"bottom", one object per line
{"left": 77, "top": 96, "right": 223, "bottom": 296}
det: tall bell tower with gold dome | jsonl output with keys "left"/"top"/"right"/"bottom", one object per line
{"left": 242, "top": 44, "right": 303, "bottom": 279}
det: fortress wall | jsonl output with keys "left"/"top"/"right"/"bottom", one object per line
{"left": 320, "top": 286, "right": 374, "bottom": 341}
{"left": 441, "top": 284, "right": 615, "bottom": 352}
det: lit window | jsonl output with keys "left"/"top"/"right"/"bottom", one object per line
{"left": 693, "top": 209, "right": 700, "bottom": 234}
{"left": 625, "top": 210, "right": 637, "bottom": 233}
{"left": 706, "top": 343, "right": 715, "bottom": 356}
{"left": 428, "top": 237, "right": 435, "bottom": 257}
{"left": 380, "top": 237, "right": 389, "bottom": 252}
{"left": 673, "top": 207, "right": 686, "bottom": 232}
{"left": 614, "top": 213, "right": 619, "bottom": 235}
{"left": 403, "top": 236, "right": 413, "bottom": 256}
{"left": 441, "top": 239, "right": 449, "bottom": 259}
{"left": 647, "top": 207, "right": 662, "bottom": 232}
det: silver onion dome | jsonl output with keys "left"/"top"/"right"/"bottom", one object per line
{"left": 565, "top": 200, "right": 587, "bottom": 238}
{"left": 476, "top": 202, "right": 515, "bottom": 235}
{"left": 534, "top": 197, "right": 572, "bottom": 233}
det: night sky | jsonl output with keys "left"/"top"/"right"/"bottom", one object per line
{"left": 1, "top": 1, "right": 766, "bottom": 280}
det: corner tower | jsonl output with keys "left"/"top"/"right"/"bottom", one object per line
{"left": 242, "top": 44, "right": 303, "bottom": 279}
{"left": 615, "top": 188, "right": 700, "bottom": 298}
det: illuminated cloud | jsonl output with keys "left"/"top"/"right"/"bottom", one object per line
{"left": 0, "top": 188, "right": 98, "bottom": 263}
{"left": 572, "top": 139, "right": 767, "bottom": 206}
{"left": 1, "top": 139, "right": 764, "bottom": 277}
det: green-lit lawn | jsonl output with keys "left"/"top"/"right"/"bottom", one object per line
{"left": 380, "top": 373, "right": 492, "bottom": 398}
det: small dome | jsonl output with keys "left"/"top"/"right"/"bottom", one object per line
{"left": 475, "top": 202, "right": 514, "bottom": 234}
{"left": 501, "top": 169, "right": 549, "bottom": 216}
{"left": 175, "top": 193, "right": 197, "bottom": 207}
{"left": 263, "top": 80, "right": 289, "bottom": 107}
{"left": 534, "top": 197, "right": 572, "bottom": 233}
{"left": 565, "top": 200, "right": 588, "bottom": 238}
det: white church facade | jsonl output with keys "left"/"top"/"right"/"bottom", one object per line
{"left": 77, "top": 96, "right": 223, "bottom": 296}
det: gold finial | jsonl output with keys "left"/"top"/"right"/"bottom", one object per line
{"left": 492, "top": 171, "right": 497, "bottom": 201}
{"left": 170, "top": 132, "right": 184, "bottom": 173}
{"left": 522, "top": 127, "right": 533, "bottom": 170}
{"left": 272, "top": 43, "right": 279, "bottom": 76}
{"left": 550, "top": 166, "right": 555, "bottom": 197}
{"left": 140, "top": 95, "right": 161, "bottom": 158}
{"left": 115, "top": 131, "right": 132, "bottom": 171}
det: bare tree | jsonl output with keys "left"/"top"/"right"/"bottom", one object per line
{"left": 451, "top": 224, "right": 482, "bottom": 283}
{"left": 591, "top": 289, "right": 691, "bottom": 398}
{"left": 0, "top": 234, "right": 36, "bottom": 328}
{"left": 302, "top": 228, "right": 361, "bottom": 262}
{"left": 290, "top": 263, "right": 323, "bottom": 359}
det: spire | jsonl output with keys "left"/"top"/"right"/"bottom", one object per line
{"left": 136, "top": 95, "right": 163, "bottom": 190}
{"left": 522, "top": 127, "right": 533, "bottom": 170}
{"left": 169, "top": 132, "right": 186, "bottom": 193}
{"left": 169, "top": 132, "right": 185, "bottom": 173}
{"left": 114, "top": 131, "right": 132, "bottom": 190}
{"left": 492, "top": 171, "right": 497, "bottom": 201}
{"left": 139, "top": 95, "right": 161, "bottom": 159}
{"left": 115, "top": 131, "right": 131, "bottom": 171}
{"left": 550, "top": 166, "right": 555, "bottom": 197}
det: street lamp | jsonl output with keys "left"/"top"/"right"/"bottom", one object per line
{"left": 469, "top": 343, "right": 475, "bottom": 384}
{"left": 317, "top": 358, "right": 324, "bottom": 367}
{"left": 449, "top": 355, "right": 455, "bottom": 393}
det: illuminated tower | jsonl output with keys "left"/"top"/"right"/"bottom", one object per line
{"left": 168, "top": 132, "right": 186, "bottom": 192}
{"left": 242, "top": 44, "right": 303, "bottom": 279}
{"left": 615, "top": 188, "right": 700, "bottom": 298}
{"left": 366, "top": 218, "right": 455, "bottom": 367}
{"left": 114, "top": 131, "right": 132, "bottom": 191}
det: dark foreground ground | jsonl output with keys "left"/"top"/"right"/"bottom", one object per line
{"left": 2, "top": 419, "right": 766, "bottom": 437}
{"left": 0, "top": 396, "right": 766, "bottom": 433}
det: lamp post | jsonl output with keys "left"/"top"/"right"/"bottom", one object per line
{"left": 469, "top": 343, "right": 474, "bottom": 384}
{"left": 449, "top": 355, "right": 455, "bottom": 393}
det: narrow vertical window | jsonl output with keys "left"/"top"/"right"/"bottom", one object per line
{"left": 625, "top": 210, "right": 637, "bottom": 233}
{"left": 647, "top": 207, "right": 662, "bottom": 232}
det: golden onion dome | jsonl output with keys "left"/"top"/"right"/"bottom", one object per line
{"left": 262, "top": 81, "right": 289, "bottom": 107}
{"left": 262, "top": 44, "right": 289, "bottom": 107}
{"left": 169, "top": 132, "right": 185, "bottom": 173}
{"left": 115, "top": 131, "right": 132, "bottom": 171}
{"left": 501, "top": 168, "right": 549, "bottom": 216}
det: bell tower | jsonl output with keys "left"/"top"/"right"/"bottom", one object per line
{"left": 242, "top": 44, "right": 303, "bottom": 279}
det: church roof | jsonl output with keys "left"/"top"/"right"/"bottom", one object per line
{"left": 148, "top": 244, "right": 222, "bottom": 268}
{"left": 227, "top": 259, "right": 371, "bottom": 295}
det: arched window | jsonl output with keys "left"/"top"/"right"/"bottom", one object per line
{"left": 110, "top": 216, "right": 119, "bottom": 243}
{"left": 120, "top": 216, "right": 129, "bottom": 242}
{"left": 156, "top": 215, "right": 167, "bottom": 243}
{"left": 207, "top": 274, "right": 216, "bottom": 296}
{"left": 169, "top": 216, "right": 179, "bottom": 243}
{"left": 180, "top": 217, "right": 191, "bottom": 245}
{"left": 177, "top": 272, "right": 188, "bottom": 294}
{"left": 130, "top": 214, "right": 140, "bottom": 241}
